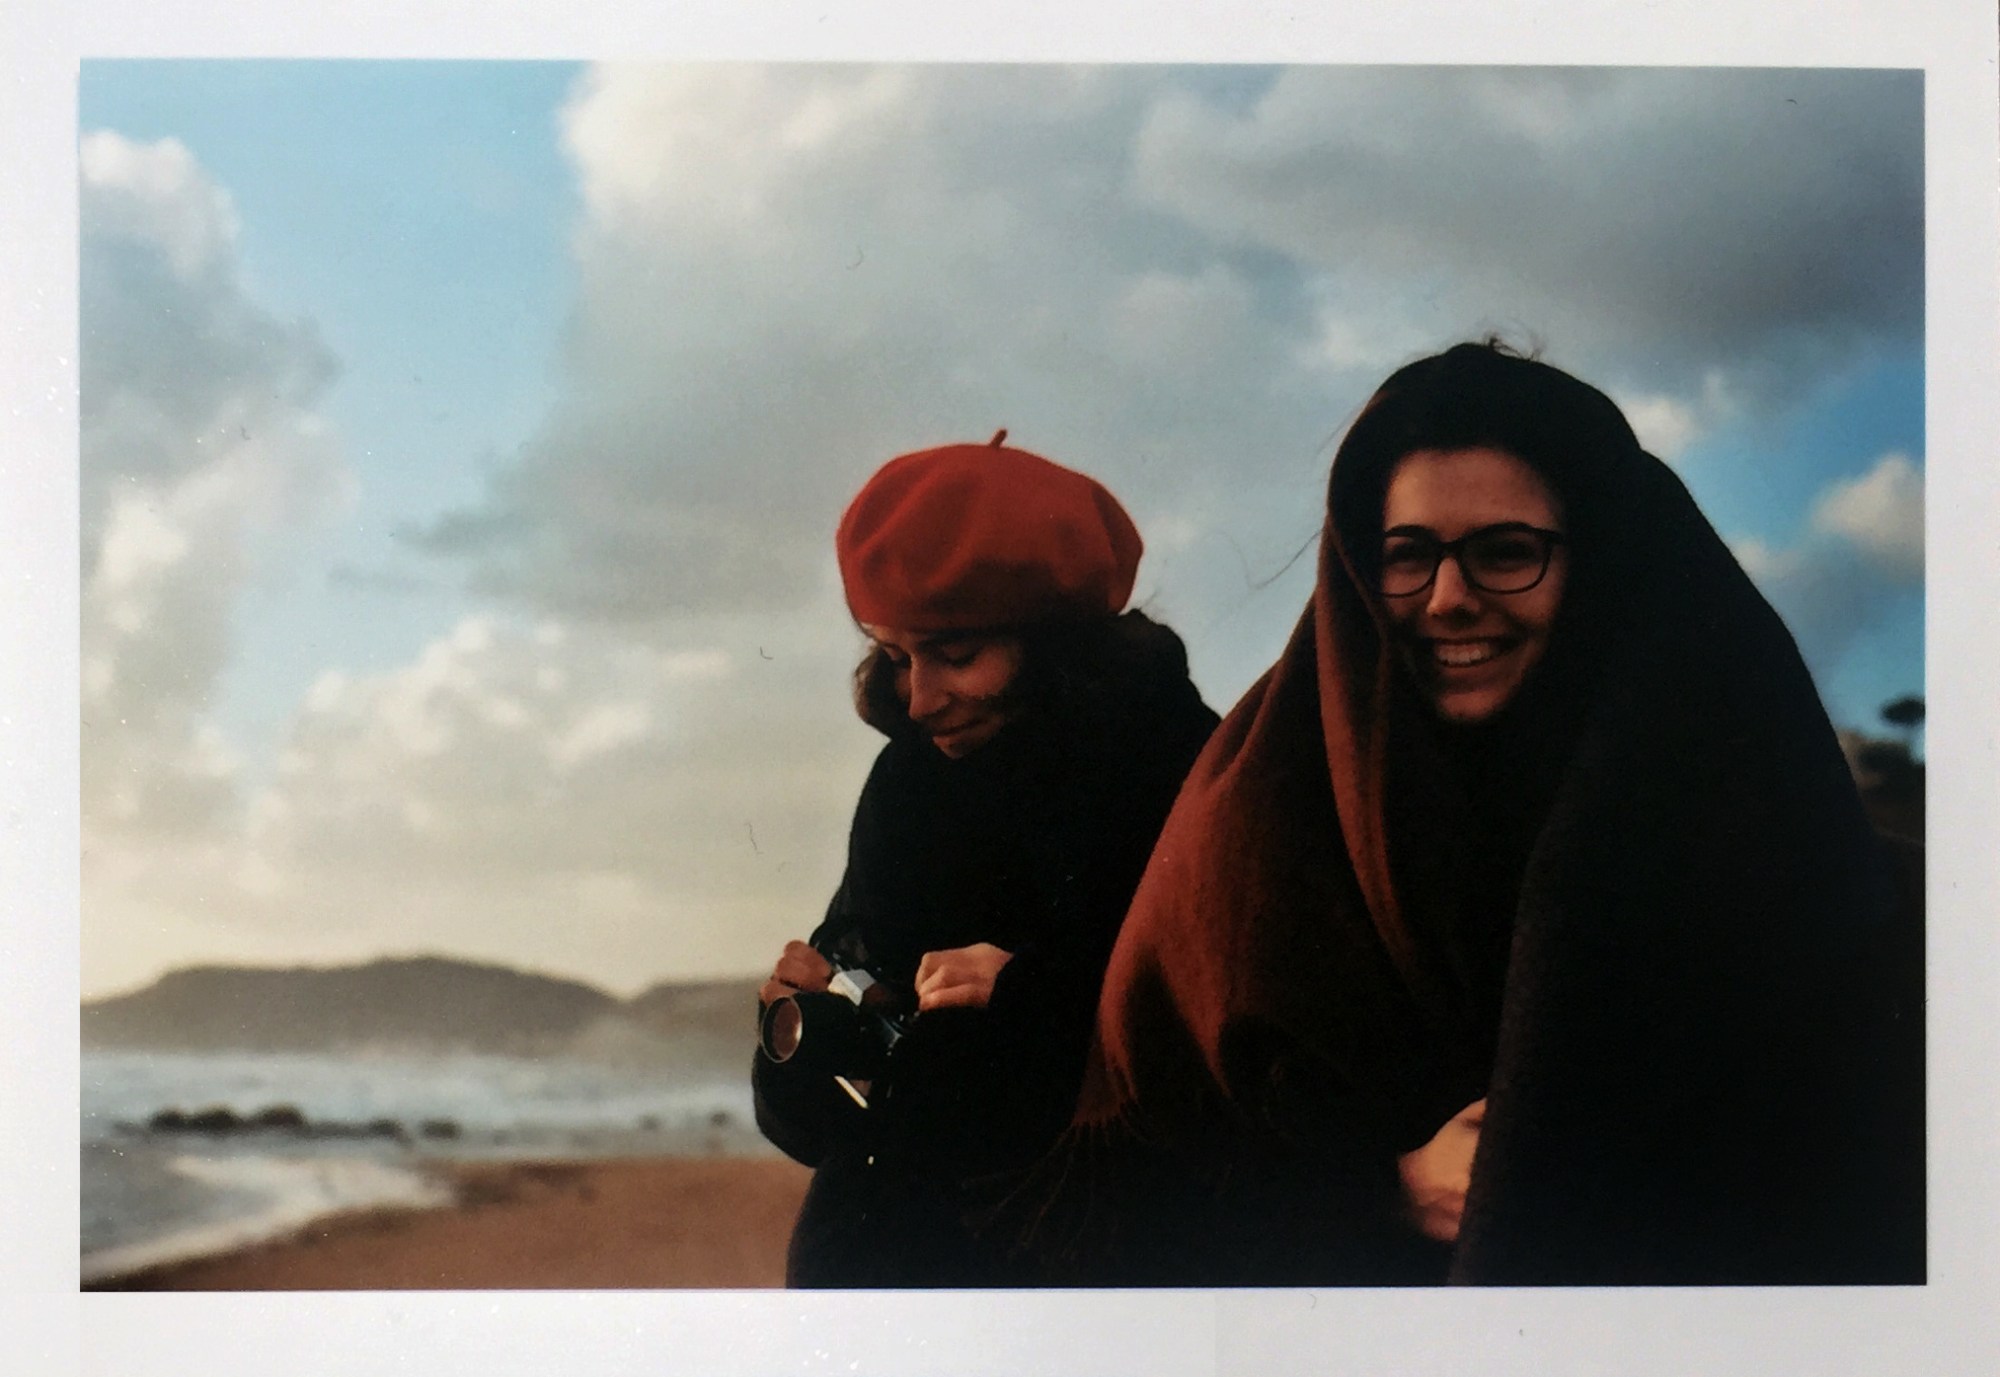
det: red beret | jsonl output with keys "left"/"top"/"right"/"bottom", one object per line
{"left": 837, "top": 434, "right": 1143, "bottom": 631}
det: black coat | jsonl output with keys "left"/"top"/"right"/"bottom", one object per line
{"left": 753, "top": 646, "right": 1217, "bottom": 1288}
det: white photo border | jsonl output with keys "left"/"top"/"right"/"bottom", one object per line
{"left": 9, "top": 2, "right": 1996, "bottom": 1374}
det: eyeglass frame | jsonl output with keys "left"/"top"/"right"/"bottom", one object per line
{"left": 1376, "top": 521, "right": 1569, "bottom": 598}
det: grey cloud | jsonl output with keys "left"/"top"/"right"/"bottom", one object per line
{"left": 81, "top": 132, "right": 348, "bottom": 840}
{"left": 82, "top": 141, "right": 339, "bottom": 567}
{"left": 413, "top": 66, "right": 1339, "bottom": 627}
{"left": 324, "top": 561, "right": 441, "bottom": 596}
{"left": 1131, "top": 67, "right": 1921, "bottom": 406}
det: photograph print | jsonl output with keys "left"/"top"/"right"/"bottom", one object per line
{"left": 78, "top": 61, "right": 1924, "bottom": 1292}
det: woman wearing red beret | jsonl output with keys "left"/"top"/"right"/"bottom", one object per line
{"left": 752, "top": 433, "right": 1218, "bottom": 1288}
{"left": 1014, "top": 343, "right": 1922, "bottom": 1286}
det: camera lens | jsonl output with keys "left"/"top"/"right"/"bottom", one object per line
{"left": 759, "top": 996, "right": 806, "bottom": 1062}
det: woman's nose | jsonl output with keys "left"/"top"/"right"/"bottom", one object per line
{"left": 1426, "top": 554, "right": 1481, "bottom": 618}
{"left": 906, "top": 663, "right": 948, "bottom": 721}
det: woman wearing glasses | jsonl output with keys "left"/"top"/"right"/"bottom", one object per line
{"left": 1017, "top": 342, "right": 1921, "bottom": 1285}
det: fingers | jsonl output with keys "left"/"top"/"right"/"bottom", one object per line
{"left": 914, "top": 951, "right": 971, "bottom": 1009}
{"left": 914, "top": 947, "right": 972, "bottom": 997}
{"left": 765, "top": 941, "right": 833, "bottom": 999}
{"left": 918, "top": 981, "right": 988, "bottom": 1012}
{"left": 1424, "top": 1195, "right": 1466, "bottom": 1244}
{"left": 784, "top": 940, "right": 824, "bottom": 963}
{"left": 1396, "top": 1098, "right": 1488, "bottom": 1245}
{"left": 913, "top": 943, "right": 1014, "bottom": 1010}
{"left": 913, "top": 949, "right": 979, "bottom": 996}
{"left": 913, "top": 955, "right": 959, "bottom": 1007}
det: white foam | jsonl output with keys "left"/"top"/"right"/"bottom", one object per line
{"left": 80, "top": 1153, "right": 453, "bottom": 1284}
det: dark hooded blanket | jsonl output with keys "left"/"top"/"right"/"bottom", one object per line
{"left": 1010, "top": 355, "right": 1923, "bottom": 1287}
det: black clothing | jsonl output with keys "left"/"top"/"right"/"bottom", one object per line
{"left": 754, "top": 632, "right": 1216, "bottom": 1288}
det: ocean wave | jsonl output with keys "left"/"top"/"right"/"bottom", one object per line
{"left": 80, "top": 1153, "right": 451, "bottom": 1284}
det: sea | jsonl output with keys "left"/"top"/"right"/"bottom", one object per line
{"left": 80, "top": 1047, "right": 772, "bottom": 1284}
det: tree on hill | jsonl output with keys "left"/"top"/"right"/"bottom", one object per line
{"left": 1880, "top": 695, "right": 1924, "bottom": 729}
{"left": 1880, "top": 694, "right": 1924, "bottom": 751}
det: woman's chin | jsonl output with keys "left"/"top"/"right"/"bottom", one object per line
{"left": 929, "top": 724, "right": 1000, "bottom": 757}
{"left": 1427, "top": 678, "right": 1522, "bottom": 725}
{"left": 1410, "top": 648, "right": 1543, "bottom": 725}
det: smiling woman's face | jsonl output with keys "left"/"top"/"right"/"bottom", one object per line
{"left": 1381, "top": 446, "right": 1568, "bottom": 725}
{"left": 864, "top": 627, "right": 1025, "bottom": 757}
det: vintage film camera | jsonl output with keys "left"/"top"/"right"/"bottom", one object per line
{"left": 757, "top": 933, "right": 914, "bottom": 1103}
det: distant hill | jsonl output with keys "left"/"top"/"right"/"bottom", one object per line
{"left": 613, "top": 978, "right": 762, "bottom": 1071}
{"left": 624, "top": 979, "right": 761, "bottom": 1037}
{"left": 82, "top": 955, "right": 761, "bottom": 1059}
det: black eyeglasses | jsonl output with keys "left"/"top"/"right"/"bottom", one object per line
{"left": 1378, "top": 523, "right": 1567, "bottom": 597}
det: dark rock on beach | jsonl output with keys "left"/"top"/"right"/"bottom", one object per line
{"left": 180, "top": 1106, "right": 243, "bottom": 1134}
{"left": 249, "top": 1104, "right": 308, "bottom": 1131}
{"left": 138, "top": 1102, "right": 411, "bottom": 1142}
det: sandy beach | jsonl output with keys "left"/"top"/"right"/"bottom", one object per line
{"left": 85, "top": 1156, "right": 813, "bottom": 1291}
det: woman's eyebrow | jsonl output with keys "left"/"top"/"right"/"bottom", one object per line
{"left": 1383, "top": 521, "right": 1554, "bottom": 538}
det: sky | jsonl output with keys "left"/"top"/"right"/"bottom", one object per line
{"left": 76, "top": 61, "right": 1928, "bottom": 1000}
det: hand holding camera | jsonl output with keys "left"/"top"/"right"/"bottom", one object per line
{"left": 759, "top": 940, "right": 834, "bottom": 1007}
{"left": 757, "top": 934, "right": 915, "bottom": 1085}
{"left": 756, "top": 933, "right": 1018, "bottom": 1100}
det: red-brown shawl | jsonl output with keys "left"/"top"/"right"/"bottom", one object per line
{"left": 1009, "top": 352, "right": 1923, "bottom": 1286}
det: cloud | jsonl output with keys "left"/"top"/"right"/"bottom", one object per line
{"left": 86, "top": 601, "right": 885, "bottom": 995}
{"left": 217, "top": 614, "right": 876, "bottom": 988}
{"left": 81, "top": 134, "right": 342, "bottom": 560}
{"left": 1811, "top": 451, "right": 1923, "bottom": 582}
{"left": 1131, "top": 67, "right": 1921, "bottom": 407}
{"left": 1732, "top": 451, "right": 1925, "bottom": 683}
{"left": 1612, "top": 371, "right": 1744, "bottom": 464}
{"left": 80, "top": 131, "right": 350, "bottom": 841}
{"left": 79, "top": 132, "right": 241, "bottom": 279}
{"left": 406, "top": 65, "right": 1350, "bottom": 629}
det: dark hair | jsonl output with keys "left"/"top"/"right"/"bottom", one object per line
{"left": 851, "top": 609, "right": 1195, "bottom": 741}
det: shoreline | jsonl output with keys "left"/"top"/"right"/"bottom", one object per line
{"left": 84, "top": 1154, "right": 813, "bottom": 1291}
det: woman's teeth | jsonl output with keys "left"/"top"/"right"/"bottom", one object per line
{"left": 1432, "top": 639, "right": 1505, "bottom": 668}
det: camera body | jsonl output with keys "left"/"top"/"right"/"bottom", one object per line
{"left": 758, "top": 936, "right": 913, "bottom": 1081}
